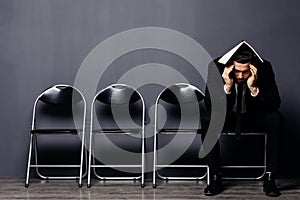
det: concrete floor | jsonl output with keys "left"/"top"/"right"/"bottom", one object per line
{"left": 1, "top": 177, "right": 299, "bottom": 199}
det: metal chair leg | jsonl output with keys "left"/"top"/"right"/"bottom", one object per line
{"left": 87, "top": 132, "right": 93, "bottom": 188}
{"left": 78, "top": 132, "right": 85, "bottom": 188}
{"left": 25, "top": 134, "right": 34, "bottom": 187}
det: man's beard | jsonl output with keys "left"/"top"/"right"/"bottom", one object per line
{"left": 235, "top": 78, "right": 246, "bottom": 84}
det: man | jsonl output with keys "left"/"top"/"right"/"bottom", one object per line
{"left": 204, "top": 41, "right": 283, "bottom": 197}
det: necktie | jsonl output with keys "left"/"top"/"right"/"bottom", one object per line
{"left": 235, "top": 84, "right": 243, "bottom": 140}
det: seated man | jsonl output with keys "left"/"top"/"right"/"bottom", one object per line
{"left": 203, "top": 41, "right": 283, "bottom": 197}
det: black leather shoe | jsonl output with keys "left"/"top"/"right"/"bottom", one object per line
{"left": 263, "top": 173, "right": 281, "bottom": 197}
{"left": 204, "top": 174, "right": 223, "bottom": 196}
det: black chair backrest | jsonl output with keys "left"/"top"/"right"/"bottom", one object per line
{"left": 160, "top": 84, "right": 204, "bottom": 105}
{"left": 34, "top": 85, "right": 85, "bottom": 129}
{"left": 40, "top": 85, "right": 82, "bottom": 106}
{"left": 96, "top": 85, "right": 140, "bottom": 105}
{"left": 94, "top": 84, "right": 143, "bottom": 130}
{"left": 157, "top": 84, "right": 205, "bottom": 130}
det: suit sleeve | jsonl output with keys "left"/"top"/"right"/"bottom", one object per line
{"left": 246, "top": 60, "right": 281, "bottom": 111}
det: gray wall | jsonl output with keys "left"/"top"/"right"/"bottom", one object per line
{"left": 0, "top": 0, "right": 299, "bottom": 177}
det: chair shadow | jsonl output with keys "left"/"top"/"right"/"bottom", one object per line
{"left": 278, "top": 184, "right": 300, "bottom": 191}
{"left": 277, "top": 174, "right": 300, "bottom": 191}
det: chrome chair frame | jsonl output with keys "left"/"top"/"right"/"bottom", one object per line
{"left": 152, "top": 83, "right": 209, "bottom": 188}
{"left": 87, "top": 84, "right": 145, "bottom": 188}
{"left": 25, "top": 84, "right": 87, "bottom": 187}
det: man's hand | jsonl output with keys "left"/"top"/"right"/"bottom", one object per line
{"left": 222, "top": 65, "right": 234, "bottom": 93}
{"left": 247, "top": 64, "right": 259, "bottom": 95}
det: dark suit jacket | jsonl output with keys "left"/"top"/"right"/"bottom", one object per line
{"left": 205, "top": 57, "right": 281, "bottom": 117}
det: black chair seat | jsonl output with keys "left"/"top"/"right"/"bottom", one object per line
{"left": 31, "top": 129, "right": 82, "bottom": 134}
{"left": 92, "top": 128, "right": 141, "bottom": 134}
{"left": 159, "top": 128, "right": 203, "bottom": 134}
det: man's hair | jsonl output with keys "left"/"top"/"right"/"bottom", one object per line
{"left": 232, "top": 50, "right": 254, "bottom": 64}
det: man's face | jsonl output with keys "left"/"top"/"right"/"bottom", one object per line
{"left": 233, "top": 61, "right": 251, "bottom": 84}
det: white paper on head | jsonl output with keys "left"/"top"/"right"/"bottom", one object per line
{"left": 218, "top": 41, "right": 264, "bottom": 65}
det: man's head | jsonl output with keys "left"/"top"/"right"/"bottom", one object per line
{"left": 231, "top": 51, "right": 253, "bottom": 84}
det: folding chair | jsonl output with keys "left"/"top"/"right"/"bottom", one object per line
{"left": 87, "top": 84, "right": 145, "bottom": 188}
{"left": 220, "top": 131, "right": 267, "bottom": 180}
{"left": 25, "top": 84, "right": 87, "bottom": 187}
{"left": 152, "top": 83, "right": 209, "bottom": 188}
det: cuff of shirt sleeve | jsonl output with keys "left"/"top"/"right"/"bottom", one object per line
{"left": 224, "top": 85, "right": 231, "bottom": 94}
{"left": 250, "top": 87, "right": 259, "bottom": 97}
